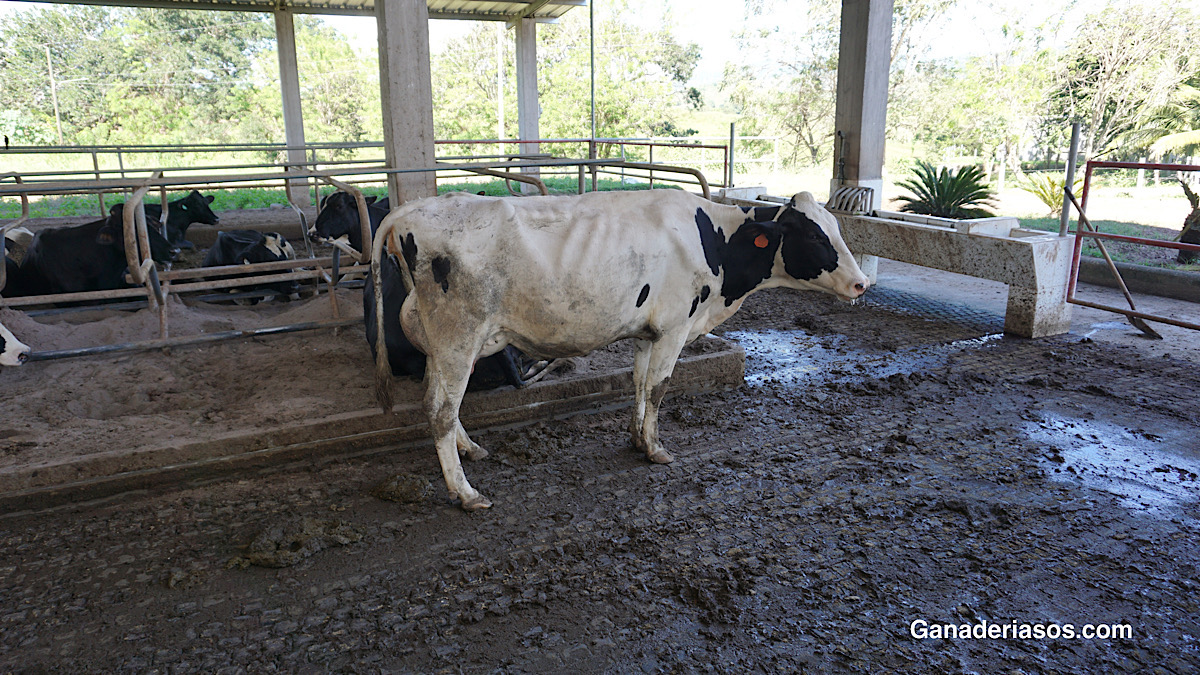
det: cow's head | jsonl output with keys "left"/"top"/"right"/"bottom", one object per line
{"left": 177, "top": 190, "right": 219, "bottom": 225}
{"left": 770, "top": 192, "right": 869, "bottom": 301}
{"left": 312, "top": 191, "right": 377, "bottom": 250}
{"left": 261, "top": 232, "right": 297, "bottom": 261}
{"left": 0, "top": 320, "right": 30, "bottom": 367}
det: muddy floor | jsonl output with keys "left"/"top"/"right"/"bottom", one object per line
{"left": 0, "top": 283, "right": 1198, "bottom": 673}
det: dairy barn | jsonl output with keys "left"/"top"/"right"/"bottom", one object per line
{"left": 0, "top": 0, "right": 1198, "bottom": 671}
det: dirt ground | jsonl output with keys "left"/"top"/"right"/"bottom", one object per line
{"left": 1, "top": 265, "right": 1199, "bottom": 672}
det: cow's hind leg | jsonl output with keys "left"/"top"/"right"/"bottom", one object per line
{"left": 425, "top": 351, "right": 492, "bottom": 510}
{"left": 455, "top": 421, "right": 488, "bottom": 461}
{"left": 629, "top": 338, "right": 652, "bottom": 453}
{"left": 630, "top": 332, "right": 688, "bottom": 464}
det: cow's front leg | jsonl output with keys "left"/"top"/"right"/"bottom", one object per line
{"left": 425, "top": 355, "right": 492, "bottom": 510}
{"left": 630, "top": 332, "right": 688, "bottom": 464}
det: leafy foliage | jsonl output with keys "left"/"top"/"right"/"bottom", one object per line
{"left": 1019, "top": 173, "right": 1083, "bottom": 217}
{"left": 896, "top": 161, "right": 997, "bottom": 219}
{"left": 1040, "top": 2, "right": 1200, "bottom": 156}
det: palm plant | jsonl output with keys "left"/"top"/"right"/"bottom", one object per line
{"left": 1020, "top": 173, "right": 1083, "bottom": 218}
{"left": 895, "top": 160, "right": 997, "bottom": 219}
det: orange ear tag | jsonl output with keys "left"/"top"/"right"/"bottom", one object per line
{"left": 754, "top": 234, "right": 770, "bottom": 248}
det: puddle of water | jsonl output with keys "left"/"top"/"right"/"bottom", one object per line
{"left": 724, "top": 329, "right": 1003, "bottom": 387}
{"left": 1082, "top": 320, "right": 1141, "bottom": 339}
{"left": 1025, "top": 414, "right": 1200, "bottom": 522}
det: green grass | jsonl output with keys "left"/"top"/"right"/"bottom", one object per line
{"left": 1018, "top": 216, "right": 1198, "bottom": 269}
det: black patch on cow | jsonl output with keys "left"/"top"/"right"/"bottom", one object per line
{"left": 778, "top": 209, "right": 839, "bottom": 281}
{"left": 699, "top": 285, "right": 710, "bottom": 302}
{"left": 431, "top": 256, "right": 452, "bottom": 293}
{"left": 693, "top": 208, "right": 725, "bottom": 277}
{"left": 689, "top": 296, "right": 699, "bottom": 317}
{"left": 752, "top": 206, "right": 782, "bottom": 223}
{"left": 719, "top": 221, "right": 782, "bottom": 306}
{"left": 636, "top": 284, "right": 650, "bottom": 307}
{"left": 401, "top": 233, "right": 418, "bottom": 273}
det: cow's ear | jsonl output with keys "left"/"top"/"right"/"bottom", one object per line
{"left": 95, "top": 224, "right": 117, "bottom": 246}
{"left": 205, "top": 195, "right": 215, "bottom": 204}
{"left": 738, "top": 221, "right": 781, "bottom": 248}
{"left": 365, "top": 196, "right": 377, "bottom": 205}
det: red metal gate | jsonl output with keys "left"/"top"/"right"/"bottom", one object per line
{"left": 1066, "top": 160, "right": 1200, "bottom": 332}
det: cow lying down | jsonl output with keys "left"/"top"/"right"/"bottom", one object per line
{"left": 0, "top": 320, "right": 30, "bottom": 367}
{"left": 371, "top": 190, "right": 869, "bottom": 510}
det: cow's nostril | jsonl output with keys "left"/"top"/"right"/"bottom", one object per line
{"left": 17, "top": 351, "right": 29, "bottom": 364}
{"left": 854, "top": 282, "right": 867, "bottom": 293}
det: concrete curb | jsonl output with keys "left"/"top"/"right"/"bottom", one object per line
{"left": 1077, "top": 257, "right": 1200, "bottom": 303}
{"left": 0, "top": 340, "right": 745, "bottom": 513}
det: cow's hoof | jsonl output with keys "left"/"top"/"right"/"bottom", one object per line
{"left": 460, "top": 493, "right": 493, "bottom": 510}
{"left": 647, "top": 447, "right": 674, "bottom": 464}
{"left": 458, "top": 444, "right": 487, "bottom": 458}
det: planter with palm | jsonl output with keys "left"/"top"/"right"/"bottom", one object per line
{"left": 895, "top": 160, "right": 998, "bottom": 219}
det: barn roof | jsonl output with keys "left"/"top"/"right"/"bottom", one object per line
{"left": 6, "top": 0, "right": 586, "bottom": 20}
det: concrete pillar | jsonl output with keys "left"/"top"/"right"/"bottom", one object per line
{"left": 275, "top": 9, "right": 309, "bottom": 206}
{"left": 376, "top": 0, "right": 437, "bottom": 205}
{"left": 830, "top": 0, "right": 893, "bottom": 211}
{"left": 515, "top": 17, "right": 540, "bottom": 191}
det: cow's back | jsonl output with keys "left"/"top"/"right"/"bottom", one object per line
{"left": 388, "top": 190, "right": 724, "bottom": 357}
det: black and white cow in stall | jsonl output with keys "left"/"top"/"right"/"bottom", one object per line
{"left": 310, "top": 191, "right": 389, "bottom": 253}
{"left": 0, "top": 320, "right": 30, "bottom": 367}
{"left": 4, "top": 204, "right": 176, "bottom": 297}
{"left": 202, "top": 230, "right": 299, "bottom": 301}
{"left": 365, "top": 252, "right": 530, "bottom": 390}
{"left": 371, "top": 190, "right": 869, "bottom": 510}
{"left": 144, "top": 190, "right": 220, "bottom": 250}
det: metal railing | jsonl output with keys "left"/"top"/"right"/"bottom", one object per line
{"left": 1065, "top": 160, "right": 1200, "bottom": 333}
{"left": 0, "top": 155, "right": 712, "bottom": 361}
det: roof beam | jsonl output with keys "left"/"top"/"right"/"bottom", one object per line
{"left": 506, "top": 0, "right": 551, "bottom": 27}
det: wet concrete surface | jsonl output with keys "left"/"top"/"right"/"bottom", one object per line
{"left": 1, "top": 275, "right": 1199, "bottom": 673}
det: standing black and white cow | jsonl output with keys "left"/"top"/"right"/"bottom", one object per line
{"left": 202, "top": 230, "right": 299, "bottom": 300}
{"left": 0, "top": 320, "right": 30, "bottom": 367}
{"left": 311, "top": 191, "right": 389, "bottom": 253}
{"left": 371, "top": 190, "right": 870, "bottom": 510}
{"left": 366, "top": 252, "right": 530, "bottom": 389}
{"left": 144, "top": 190, "right": 220, "bottom": 250}
{"left": 7, "top": 204, "right": 176, "bottom": 297}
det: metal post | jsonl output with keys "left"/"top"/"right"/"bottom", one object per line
{"left": 1059, "top": 122, "right": 1081, "bottom": 237}
{"left": 93, "top": 151, "right": 105, "bottom": 217}
{"left": 589, "top": 0, "right": 596, "bottom": 143}
{"left": 649, "top": 144, "right": 654, "bottom": 190}
{"left": 728, "top": 122, "right": 736, "bottom": 188}
{"left": 45, "top": 46, "right": 64, "bottom": 145}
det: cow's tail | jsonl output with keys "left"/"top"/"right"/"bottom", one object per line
{"left": 371, "top": 216, "right": 394, "bottom": 412}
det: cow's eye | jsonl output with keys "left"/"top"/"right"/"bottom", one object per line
{"left": 181, "top": 205, "right": 188, "bottom": 210}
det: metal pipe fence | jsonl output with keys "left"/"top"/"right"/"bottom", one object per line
{"left": 0, "top": 154, "right": 715, "bottom": 361}
{"left": 1065, "top": 160, "right": 1200, "bottom": 333}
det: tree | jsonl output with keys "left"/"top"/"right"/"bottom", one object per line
{"left": 1041, "top": 2, "right": 1200, "bottom": 157}
{"left": 0, "top": 5, "right": 274, "bottom": 145}
{"left": 537, "top": 0, "right": 700, "bottom": 153}
{"left": 429, "top": 1, "right": 700, "bottom": 155}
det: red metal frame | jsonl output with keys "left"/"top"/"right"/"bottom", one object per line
{"left": 1067, "top": 160, "right": 1200, "bottom": 331}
